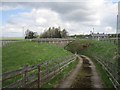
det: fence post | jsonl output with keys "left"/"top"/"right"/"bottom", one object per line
{"left": 46, "top": 62, "right": 49, "bottom": 81}
{"left": 59, "top": 60, "right": 61, "bottom": 71}
{"left": 38, "top": 64, "right": 41, "bottom": 88}
{"left": 54, "top": 62, "right": 56, "bottom": 75}
{"left": 23, "top": 65, "right": 28, "bottom": 87}
{"left": 115, "top": 64, "right": 118, "bottom": 81}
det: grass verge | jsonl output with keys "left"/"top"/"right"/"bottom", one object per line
{"left": 91, "top": 57, "right": 114, "bottom": 88}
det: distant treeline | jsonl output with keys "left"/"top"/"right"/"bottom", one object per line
{"left": 25, "top": 27, "right": 120, "bottom": 39}
{"left": 40, "top": 27, "right": 67, "bottom": 38}
{"left": 25, "top": 27, "right": 68, "bottom": 39}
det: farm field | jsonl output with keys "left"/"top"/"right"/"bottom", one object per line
{"left": 2, "top": 41, "right": 72, "bottom": 73}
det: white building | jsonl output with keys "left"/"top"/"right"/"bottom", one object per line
{"left": 91, "top": 33, "right": 108, "bottom": 41}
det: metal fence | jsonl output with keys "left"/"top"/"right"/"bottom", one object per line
{"left": 100, "top": 38, "right": 119, "bottom": 45}
{"left": 1, "top": 40, "right": 25, "bottom": 47}
{"left": 92, "top": 55, "right": 120, "bottom": 89}
{"left": 1, "top": 55, "right": 77, "bottom": 88}
{"left": 1, "top": 38, "right": 75, "bottom": 47}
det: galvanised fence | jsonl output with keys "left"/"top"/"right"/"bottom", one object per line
{"left": 100, "top": 38, "right": 119, "bottom": 45}
{"left": 92, "top": 54, "right": 120, "bottom": 89}
{"left": 1, "top": 55, "right": 77, "bottom": 88}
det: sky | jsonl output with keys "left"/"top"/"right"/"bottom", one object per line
{"left": 0, "top": 0, "right": 120, "bottom": 37}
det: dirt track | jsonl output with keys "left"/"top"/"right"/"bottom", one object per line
{"left": 58, "top": 56, "right": 83, "bottom": 88}
{"left": 58, "top": 55, "right": 103, "bottom": 88}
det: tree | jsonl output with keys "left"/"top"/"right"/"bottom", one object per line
{"left": 61, "top": 29, "right": 67, "bottom": 38}
{"left": 54, "top": 28, "right": 61, "bottom": 38}
{"left": 25, "top": 29, "right": 38, "bottom": 39}
{"left": 40, "top": 27, "right": 68, "bottom": 38}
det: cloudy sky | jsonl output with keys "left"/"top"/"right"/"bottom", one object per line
{"left": 0, "top": 0, "right": 119, "bottom": 37}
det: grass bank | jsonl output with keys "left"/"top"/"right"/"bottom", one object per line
{"left": 81, "top": 40, "right": 117, "bottom": 63}
{"left": 91, "top": 57, "right": 114, "bottom": 88}
{"left": 81, "top": 40, "right": 116, "bottom": 88}
{"left": 2, "top": 41, "right": 72, "bottom": 73}
{"left": 65, "top": 39, "right": 117, "bottom": 88}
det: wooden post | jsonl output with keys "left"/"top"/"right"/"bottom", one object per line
{"left": 23, "top": 65, "right": 28, "bottom": 87}
{"left": 46, "top": 62, "right": 49, "bottom": 81}
{"left": 59, "top": 61, "right": 61, "bottom": 71}
{"left": 110, "top": 62, "right": 112, "bottom": 73}
{"left": 38, "top": 64, "right": 40, "bottom": 88}
{"left": 115, "top": 65, "right": 118, "bottom": 80}
{"left": 54, "top": 63, "right": 56, "bottom": 75}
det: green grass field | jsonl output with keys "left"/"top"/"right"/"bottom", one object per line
{"left": 2, "top": 41, "right": 72, "bottom": 73}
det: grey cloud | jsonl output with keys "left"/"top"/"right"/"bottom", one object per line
{"left": 1, "top": 1, "right": 117, "bottom": 36}
{"left": 62, "top": 9, "right": 98, "bottom": 22}
{"left": 2, "top": 2, "right": 98, "bottom": 23}
{"left": 101, "top": 14, "right": 117, "bottom": 30}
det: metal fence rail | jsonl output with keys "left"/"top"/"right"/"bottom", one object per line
{"left": 93, "top": 55, "right": 120, "bottom": 89}
{"left": 100, "top": 38, "right": 119, "bottom": 45}
{"left": 1, "top": 38, "right": 75, "bottom": 47}
{"left": 1, "top": 40, "right": 26, "bottom": 47}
